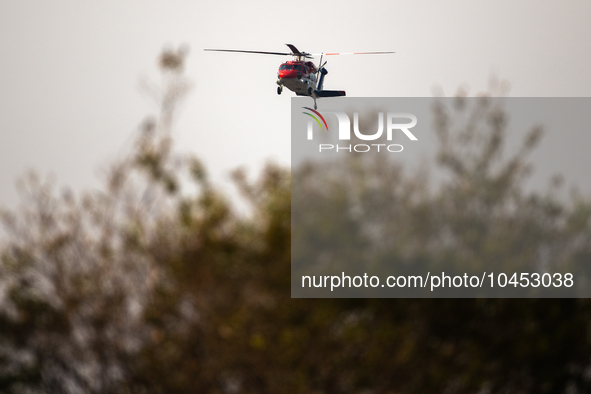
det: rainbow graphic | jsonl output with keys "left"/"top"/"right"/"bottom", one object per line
{"left": 302, "top": 107, "right": 328, "bottom": 131}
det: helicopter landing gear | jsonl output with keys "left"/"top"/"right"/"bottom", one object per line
{"left": 307, "top": 87, "right": 313, "bottom": 96}
{"left": 277, "top": 86, "right": 282, "bottom": 95}
{"left": 313, "top": 97, "right": 318, "bottom": 110}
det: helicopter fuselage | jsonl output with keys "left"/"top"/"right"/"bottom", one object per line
{"left": 276, "top": 60, "right": 318, "bottom": 97}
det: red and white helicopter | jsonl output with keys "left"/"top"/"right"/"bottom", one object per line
{"left": 205, "top": 44, "right": 394, "bottom": 109}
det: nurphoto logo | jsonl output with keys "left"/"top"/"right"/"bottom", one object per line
{"left": 301, "top": 107, "right": 418, "bottom": 153}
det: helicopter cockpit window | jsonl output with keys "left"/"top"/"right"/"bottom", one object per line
{"left": 280, "top": 64, "right": 288, "bottom": 70}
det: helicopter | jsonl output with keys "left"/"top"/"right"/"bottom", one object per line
{"left": 204, "top": 44, "right": 394, "bottom": 109}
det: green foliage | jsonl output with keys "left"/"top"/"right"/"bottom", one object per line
{"left": 1, "top": 54, "right": 591, "bottom": 393}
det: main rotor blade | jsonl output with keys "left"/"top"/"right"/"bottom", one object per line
{"left": 311, "top": 51, "right": 395, "bottom": 56}
{"left": 285, "top": 44, "right": 302, "bottom": 55}
{"left": 204, "top": 49, "right": 292, "bottom": 56}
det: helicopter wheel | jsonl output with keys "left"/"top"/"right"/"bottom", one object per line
{"left": 307, "top": 87, "right": 313, "bottom": 96}
{"left": 277, "top": 86, "right": 282, "bottom": 95}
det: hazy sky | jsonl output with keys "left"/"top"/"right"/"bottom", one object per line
{"left": 1, "top": 1, "right": 590, "bottom": 208}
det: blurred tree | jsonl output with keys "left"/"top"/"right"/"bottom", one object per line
{"left": 293, "top": 97, "right": 591, "bottom": 297}
{"left": 0, "top": 52, "right": 590, "bottom": 394}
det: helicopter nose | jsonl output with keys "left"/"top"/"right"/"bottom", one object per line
{"left": 278, "top": 69, "right": 298, "bottom": 79}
